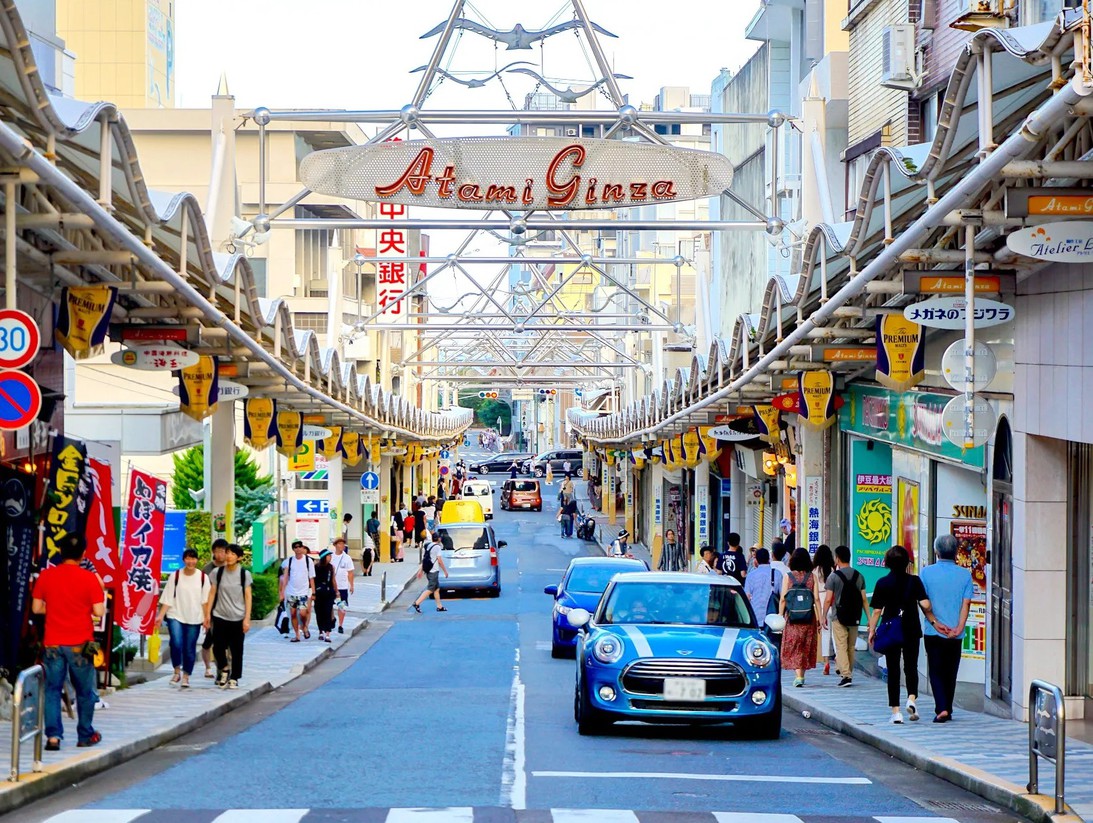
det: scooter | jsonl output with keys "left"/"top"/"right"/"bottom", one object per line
{"left": 576, "top": 510, "right": 596, "bottom": 541}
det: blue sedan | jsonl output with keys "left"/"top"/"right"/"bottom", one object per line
{"left": 544, "top": 556, "right": 648, "bottom": 659}
{"left": 567, "top": 572, "right": 783, "bottom": 738}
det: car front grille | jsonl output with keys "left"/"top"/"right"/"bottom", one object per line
{"left": 630, "top": 699, "right": 739, "bottom": 712}
{"left": 621, "top": 658, "right": 748, "bottom": 698}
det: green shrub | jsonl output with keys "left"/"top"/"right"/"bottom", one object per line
{"left": 250, "top": 566, "right": 281, "bottom": 620}
{"left": 186, "top": 511, "right": 213, "bottom": 565}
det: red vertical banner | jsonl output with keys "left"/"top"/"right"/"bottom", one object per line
{"left": 118, "top": 469, "right": 167, "bottom": 635}
{"left": 85, "top": 459, "right": 121, "bottom": 590}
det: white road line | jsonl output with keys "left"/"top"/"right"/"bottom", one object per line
{"left": 501, "top": 654, "right": 527, "bottom": 810}
{"left": 714, "top": 814, "right": 804, "bottom": 823}
{"left": 532, "top": 771, "right": 871, "bottom": 785}
{"left": 551, "top": 811, "right": 639, "bottom": 823}
{"left": 385, "top": 809, "right": 475, "bottom": 822}
{"left": 211, "top": 812, "right": 309, "bottom": 823}
{"left": 43, "top": 813, "right": 150, "bottom": 823}
{"left": 874, "top": 818, "right": 961, "bottom": 823}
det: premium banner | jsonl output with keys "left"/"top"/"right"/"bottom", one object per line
{"left": 341, "top": 432, "right": 362, "bottom": 467}
{"left": 875, "top": 314, "right": 926, "bottom": 392}
{"left": 85, "top": 459, "right": 120, "bottom": 589}
{"left": 54, "top": 285, "right": 116, "bottom": 358}
{"left": 0, "top": 467, "right": 36, "bottom": 678}
{"left": 118, "top": 469, "right": 167, "bottom": 636}
{"left": 276, "top": 410, "right": 304, "bottom": 457}
{"left": 178, "top": 355, "right": 220, "bottom": 421}
{"left": 319, "top": 426, "right": 343, "bottom": 461}
{"left": 697, "top": 426, "right": 721, "bottom": 463}
{"left": 41, "top": 436, "right": 89, "bottom": 567}
{"left": 244, "top": 398, "right": 277, "bottom": 449}
{"left": 798, "top": 370, "right": 837, "bottom": 428}
{"left": 752, "top": 404, "right": 782, "bottom": 445}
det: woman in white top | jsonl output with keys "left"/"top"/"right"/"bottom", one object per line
{"left": 155, "top": 548, "right": 212, "bottom": 688}
{"left": 812, "top": 544, "right": 836, "bottom": 676}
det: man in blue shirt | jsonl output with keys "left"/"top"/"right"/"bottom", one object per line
{"left": 919, "top": 534, "right": 974, "bottom": 723}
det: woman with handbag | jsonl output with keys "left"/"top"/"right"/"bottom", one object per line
{"left": 867, "top": 545, "right": 944, "bottom": 724}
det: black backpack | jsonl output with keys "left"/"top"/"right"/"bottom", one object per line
{"left": 784, "top": 573, "right": 816, "bottom": 624}
{"left": 421, "top": 542, "right": 436, "bottom": 573}
{"left": 834, "top": 568, "right": 864, "bottom": 626}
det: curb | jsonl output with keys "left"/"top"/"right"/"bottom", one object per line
{"left": 782, "top": 692, "right": 1082, "bottom": 823}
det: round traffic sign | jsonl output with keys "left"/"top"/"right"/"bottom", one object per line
{"left": 941, "top": 340, "right": 997, "bottom": 392}
{"left": 0, "top": 310, "right": 41, "bottom": 370}
{"left": 941, "top": 394, "right": 996, "bottom": 449}
{"left": 0, "top": 370, "right": 42, "bottom": 430}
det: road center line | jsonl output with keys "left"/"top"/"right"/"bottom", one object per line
{"left": 532, "top": 771, "right": 871, "bottom": 785}
{"left": 501, "top": 651, "right": 527, "bottom": 809}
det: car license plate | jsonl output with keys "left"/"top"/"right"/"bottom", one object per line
{"left": 663, "top": 677, "right": 706, "bottom": 702}
{"left": 450, "top": 558, "right": 476, "bottom": 568}
{"left": 520, "top": 503, "right": 531, "bottom": 508}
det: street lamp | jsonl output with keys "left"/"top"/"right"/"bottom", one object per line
{"left": 353, "top": 252, "right": 367, "bottom": 326}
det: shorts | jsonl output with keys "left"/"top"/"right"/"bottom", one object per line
{"left": 424, "top": 571, "right": 441, "bottom": 593}
{"left": 287, "top": 594, "right": 310, "bottom": 610}
{"left": 337, "top": 589, "right": 349, "bottom": 608}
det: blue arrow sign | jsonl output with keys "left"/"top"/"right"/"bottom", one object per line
{"left": 360, "top": 471, "right": 380, "bottom": 491}
{"left": 440, "top": 450, "right": 450, "bottom": 460}
{"left": 296, "top": 498, "right": 330, "bottom": 514}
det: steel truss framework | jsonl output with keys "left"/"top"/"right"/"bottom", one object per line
{"left": 241, "top": 0, "right": 785, "bottom": 391}
{"left": 569, "top": 9, "right": 1093, "bottom": 444}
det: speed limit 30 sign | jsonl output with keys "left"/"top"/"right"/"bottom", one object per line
{"left": 0, "top": 309, "right": 41, "bottom": 370}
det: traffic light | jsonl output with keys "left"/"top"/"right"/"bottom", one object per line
{"left": 477, "top": 390, "right": 499, "bottom": 399}
{"left": 536, "top": 388, "right": 557, "bottom": 396}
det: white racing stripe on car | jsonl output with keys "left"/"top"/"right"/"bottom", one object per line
{"left": 621, "top": 625, "right": 653, "bottom": 657}
{"left": 715, "top": 628, "right": 740, "bottom": 660}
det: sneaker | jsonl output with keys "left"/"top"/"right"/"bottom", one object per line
{"left": 837, "top": 677, "right": 853, "bottom": 687}
{"left": 907, "top": 702, "right": 919, "bottom": 722}
{"left": 76, "top": 731, "right": 102, "bottom": 748}
{"left": 793, "top": 677, "right": 804, "bottom": 688}
{"left": 216, "top": 673, "right": 228, "bottom": 689}
{"left": 890, "top": 711, "right": 904, "bottom": 724}
{"left": 338, "top": 626, "right": 344, "bottom": 634}
{"left": 227, "top": 680, "right": 238, "bottom": 690}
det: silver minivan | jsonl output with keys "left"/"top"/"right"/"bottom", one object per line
{"left": 434, "top": 522, "right": 505, "bottom": 597}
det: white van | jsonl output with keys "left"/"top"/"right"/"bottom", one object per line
{"left": 460, "top": 478, "right": 494, "bottom": 519}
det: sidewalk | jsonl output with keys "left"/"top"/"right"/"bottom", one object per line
{"left": 0, "top": 558, "right": 419, "bottom": 815}
{"left": 782, "top": 667, "right": 1093, "bottom": 823}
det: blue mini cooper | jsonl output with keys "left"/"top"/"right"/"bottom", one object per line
{"left": 567, "top": 572, "right": 783, "bottom": 738}
{"left": 545, "top": 556, "right": 649, "bottom": 658}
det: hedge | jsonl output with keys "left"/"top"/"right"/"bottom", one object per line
{"left": 250, "top": 566, "right": 281, "bottom": 620}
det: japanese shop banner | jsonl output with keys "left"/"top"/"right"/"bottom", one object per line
{"left": 697, "top": 427, "right": 721, "bottom": 463}
{"left": 41, "top": 436, "right": 89, "bottom": 568}
{"left": 318, "top": 426, "right": 343, "bottom": 460}
{"left": 244, "top": 398, "right": 277, "bottom": 450}
{"left": 875, "top": 314, "right": 926, "bottom": 392}
{"left": 178, "top": 355, "right": 219, "bottom": 421}
{"left": 276, "top": 410, "right": 304, "bottom": 457}
{"left": 85, "top": 459, "right": 120, "bottom": 589}
{"left": 901, "top": 296, "right": 1014, "bottom": 330}
{"left": 118, "top": 469, "right": 167, "bottom": 636}
{"left": 341, "top": 432, "right": 362, "bottom": 466}
{"left": 110, "top": 344, "right": 200, "bottom": 371}
{"left": 798, "top": 370, "right": 837, "bottom": 428}
{"left": 54, "top": 285, "right": 117, "bottom": 359}
{"left": 751, "top": 404, "right": 782, "bottom": 445}
{"left": 849, "top": 439, "right": 893, "bottom": 593}
{"left": 0, "top": 466, "right": 36, "bottom": 678}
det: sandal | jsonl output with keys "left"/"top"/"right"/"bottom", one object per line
{"left": 290, "top": 637, "right": 300, "bottom": 643}
{"left": 77, "top": 732, "right": 102, "bottom": 748}
{"left": 170, "top": 673, "right": 181, "bottom": 685}
{"left": 436, "top": 607, "right": 448, "bottom": 612}
{"left": 303, "top": 631, "right": 311, "bottom": 639}
{"left": 45, "top": 738, "right": 60, "bottom": 751}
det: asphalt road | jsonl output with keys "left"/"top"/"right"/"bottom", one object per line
{"left": 13, "top": 494, "right": 1028, "bottom": 823}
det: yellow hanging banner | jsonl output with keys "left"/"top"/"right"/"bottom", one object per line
{"left": 698, "top": 426, "right": 722, "bottom": 462}
{"left": 798, "top": 370, "right": 838, "bottom": 429}
{"left": 276, "top": 410, "right": 304, "bottom": 458}
{"left": 875, "top": 314, "right": 926, "bottom": 392}
{"left": 319, "top": 426, "right": 343, "bottom": 460}
{"left": 681, "top": 430, "right": 702, "bottom": 468}
{"left": 752, "top": 404, "right": 782, "bottom": 445}
{"left": 342, "top": 432, "right": 362, "bottom": 466}
{"left": 54, "top": 285, "right": 117, "bottom": 358}
{"left": 178, "top": 355, "right": 219, "bottom": 421}
{"left": 243, "top": 398, "right": 277, "bottom": 449}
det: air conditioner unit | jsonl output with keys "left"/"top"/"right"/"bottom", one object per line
{"left": 565, "top": 128, "right": 578, "bottom": 137}
{"left": 952, "top": 0, "right": 1008, "bottom": 32}
{"left": 880, "top": 24, "right": 917, "bottom": 90}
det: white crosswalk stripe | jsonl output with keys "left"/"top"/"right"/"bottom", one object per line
{"left": 212, "top": 812, "right": 310, "bottom": 823}
{"left": 41, "top": 813, "right": 150, "bottom": 823}
{"left": 551, "top": 812, "right": 639, "bottom": 823}
{"left": 713, "top": 815, "right": 803, "bottom": 823}
{"left": 385, "top": 809, "right": 475, "bottom": 822}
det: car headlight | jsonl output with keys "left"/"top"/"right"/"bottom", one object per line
{"left": 592, "top": 635, "right": 624, "bottom": 664}
{"left": 556, "top": 604, "right": 572, "bottom": 615}
{"left": 744, "top": 637, "right": 773, "bottom": 668}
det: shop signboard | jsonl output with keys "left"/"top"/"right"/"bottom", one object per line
{"left": 902, "top": 272, "right": 1007, "bottom": 294}
{"left": 849, "top": 439, "right": 892, "bottom": 592}
{"left": 840, "top": 384, "right": 986, "bottom": 468}
{"left": 1005, "top": 220, "right": 1093, "bottom": 262}
{"left": 804, "top": 476, "right": 823, "bottom": 554}
{"left": 903, "top": 297, "right": 1014, "bottom": 330}
{"left": 896, "top": 478, "right": 920, "bottom": 572}
{"left": 112, "top": 344, "right": 199, "bottom": 371}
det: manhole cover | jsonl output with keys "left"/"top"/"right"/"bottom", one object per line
{"left": 926, "top": 799, "right": 1000, "bottom": 812}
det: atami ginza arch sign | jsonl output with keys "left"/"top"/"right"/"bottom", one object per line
{"left": 299, "top": 136, "right": 735, "bottom": 210}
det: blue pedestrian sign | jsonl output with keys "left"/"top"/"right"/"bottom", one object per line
{"left": 360, "top": 471, "right": 380, "bottom": 491}
{"left": 296, "top": 498, "right": 330, "bottom": 514}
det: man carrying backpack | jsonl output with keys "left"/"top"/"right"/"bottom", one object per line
{"left": 823, "top": 545, "right": 870, "bottom": 687}
{"left": 203, "top": 544, "right": 252, "bottom": 690}
{"left": 410, "top": 529, "right": 449, "bottom": 613}
{"left": 280, "top": 541, "right": 315, "bottom": 641}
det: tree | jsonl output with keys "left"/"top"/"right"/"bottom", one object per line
{"left": 171, "top": 444, "right": 272, "bottom": 510}
{"left": 457, "top": 395, "right": 511, "bottom": 434}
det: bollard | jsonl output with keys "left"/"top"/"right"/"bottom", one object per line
{"left": 381, "top": 570, "right": 387, "bottom": 604}
{"left": 10, "top": 665, "right": 45, "bottom": 782}
{"left": 1028, "top": 679, "right": 1067, "bottom": 815}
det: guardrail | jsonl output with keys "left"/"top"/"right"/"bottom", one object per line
{"left": 1028, "top": 679, "right": 1066, "bottom": 815}
{"left": 9, "top": 665, "right": 45, "bottom": 782}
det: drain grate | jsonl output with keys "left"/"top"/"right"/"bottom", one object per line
{"left": 926, "top": 799, "right": 1001, "bottom": 812}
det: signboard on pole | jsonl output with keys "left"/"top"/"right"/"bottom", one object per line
{"left": 903, "top": 297, "right": 1014, "bottom": 329}
{"left": 0, "top": 371, "right": 41, "bottom": 430}
{"left": 0, "top": 309, "right": 40, "bottom": 369}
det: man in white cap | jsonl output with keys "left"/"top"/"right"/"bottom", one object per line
{"left": 780, "top": 518, "right": 796, "bottom": 553}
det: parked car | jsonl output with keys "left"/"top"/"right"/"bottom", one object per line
{"left": 544, "top": 556, "right": 649, "bottom": 658}
{"left": 567, "top": 572, "right": 783, "bottom": 738}
{"left": 525, "top": 448, "right": 583, "bottom": 477}
{"left": 469, "top": 452, "right": 534, "bottom": 475}
{"left": 459, "top": 478, "right": 494, "bottom": 518}
{"left": 434, "top": 500, "right": 505, "bottom": 596}
{"left": 500, "top": 478, "right": 542, "bottom": 511}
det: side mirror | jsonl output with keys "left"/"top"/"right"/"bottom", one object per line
{"left": 567, "top": 608, "right": 592, "bottom": 629}
{"left": 498, "top": 540, "right": 508, "bottom": 548}
{"left": 544, "top": 584, "right": 558, "bottom": 596}
{"left": 764, "top": 614, "right": 786, "bottom": 634}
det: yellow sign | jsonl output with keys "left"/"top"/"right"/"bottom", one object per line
{"left": 276, "top": 410, "right": 303, "bottom": 458}
{"left": 875, "top": 314, "right": 925, "bottom": 392}
{"left": 319, "top": 426, "right": 343, "bottom": 460}
{"left": 752, "top": 404, "right": 781, "bottom": 444}
{"left": 244, "top": 398, "right": 276, "bottom": 449}
{"left": 178, "top": 355, "right": 219, "bottom": 421}
{"left": 698, "top": 426, "right": 721, "bottom": 462}
{"left": 798, "top": 370, "right": 836, "bottom": 429}
{"left": 55, "top": 285, "right": 117, "bottom": 359}
{"left": 342, "top": 432, "right": 362, "bottom": 466}
{"left": 856, "top": 498, "right": 892, "bottom": 544}
{"left": 1026, "top": 194, "right": 1093, "bottom": 215}
{"left": 303, "top": 414, "right": 327, "bottom": 425}
{"left": 680, "top": 430, "right": 702, "bottom": 468}
{"left": 288, "top": 440, "right": 315, "bottom": 472}
{"left": 822, "top": 347, "right": 877, "bottom": 362}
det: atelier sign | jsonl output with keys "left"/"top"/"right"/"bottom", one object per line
{"left": 1006, "top": 221, "right": 1093, "bottom": 263}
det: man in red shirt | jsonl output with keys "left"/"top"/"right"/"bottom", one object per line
{"left": 31, "top": 534, "right": 106, "bottom": 750}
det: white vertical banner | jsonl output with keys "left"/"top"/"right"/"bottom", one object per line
{"left": 804, "top": 475, "right": 824, "bottom": 554}
{"left": 694, "top": 470, "right": 710, "bottom": 547}
{"left": 653, "top": 469, "right": 663, "bottom": 526}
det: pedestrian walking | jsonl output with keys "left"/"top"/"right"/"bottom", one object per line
{"left": 823, "top": 545, "right": 868, "bottom": 687}
{"left": 341, "top": 512, "right": 353, "bottom": 542}
{"left": 200, "top": 538, "right": 229, "bottom": 678}
{"left": 812, "top": 544, "right": 836, "bottom": 675}
{"left": 314, "top": 549, "right": 337, "bottom": 642}
{"left": 392, "top": 506, "right": 406, "bottom": 562}
{"left": 413, "top": 504, "right": 427, "bottom": 553}
{"left": 779, "top": 548, "right": 820, "bottom": 687}
{"left": 154, "top": 548, "right": 211, "bottom": 689}
{"left": 545, "top": 463, "right": 554, "bottom": 485}
{"left": 560, "top": 473, "right": 575, "bottom": 501}
{"left": 919, "top": 534, "right": 974, "bottom": 722}
{"left": 560, "top": 495, "right": 578, "bottom": 538}
{"left": 744, "top": 547, "right": 783, "bottom": 620}
{"left": 411, "top": 530, "right": 449, "bottom": 613}
{"left": 509, "top": 460, "right": 520, "bottom": 479}
{"left": 779, "top": 518, "right": 797, "bottom": 553}
{"left": 658, "top": 528, "right": 683, "bottom": 571}
{"left": 203, "top": 544, "right": 252, "bottom": 690}
{"left": 424, "top": 496, "right": 438, "bottom": 532}
{"left": 31, "top": 534, "right": 106, "bottom": 751}
{"left": 361, "top": 529, "right": 376, "bottom": 577}
{"left": 696, "top": 545, "right": 721, "bottom": 574}
{"left": 280, "top": 541, "right": 315, "bottom": 642}
{"left": 588, "top": 475, "right": 602, "bottom": 510}
{"left": 609, "top": 529, "right": 630, "bottom": 557}
{"left": 330, "top": 537, "right": 355, "bottom": 634}
{"left": 721, "top": 532, "right": 748, "bottom": 583}
{"left": 400, "top": 503, "right": 414, "bottom": 560}
{"left": 867, "top": 545, "right": 944, "bottom": 724}
{"left": 770, "top": 541, "right": 790, "bottom": 577}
